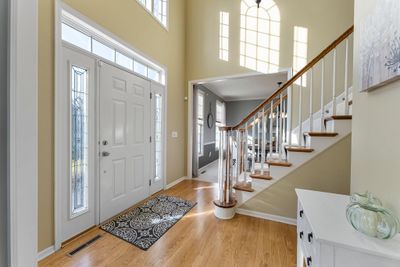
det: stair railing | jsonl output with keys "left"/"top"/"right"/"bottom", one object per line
{"left": 214, "top": 26, "right": 354, "bottom": 213}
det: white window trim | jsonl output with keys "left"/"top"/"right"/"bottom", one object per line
{"left": 136, "top": 0, "right": 169, "bottom": 31}
{"left": 8, "top": 0, "right": 38, "bottom": 265}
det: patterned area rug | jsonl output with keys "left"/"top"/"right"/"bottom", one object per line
{"left": 100, "top": 195, "right": 196, "bottom": 250}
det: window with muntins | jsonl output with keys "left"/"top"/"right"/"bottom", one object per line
{"left": 293, "top": 26, "right": 308, "bottom": 86}
{"left": 219, "top": 12, "right": 230, "bottom": 61}
{"left": 197, "top": 91, "right": 205, "bottom": 156}
{"left": 240, "top": 0, "right": 280, "bottom": 73}
{"left": 137, "top": 0, "right": 168, "bottom": 28}
{"left": 215, "top": 100, "right": 225, "bottom": 151}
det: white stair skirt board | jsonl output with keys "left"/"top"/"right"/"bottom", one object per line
{"left": 236, "top": 92, "right": 353, "bottom": 207}
{"left": 236, "top": 208, "right": 297, "bottom": 226}
{"left": 165, "top": 176, "right": 188, "bottom": 190}
{"left": 38, "top": 246, "right": 56, "bottom": 262}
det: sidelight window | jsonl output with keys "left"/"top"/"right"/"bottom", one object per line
{"left": 71, "top": 66, "right": 89, "bottom": 216}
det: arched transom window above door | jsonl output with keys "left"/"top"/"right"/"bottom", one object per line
{"left": 240, "top": 0, "right": 280, "bottom": 73}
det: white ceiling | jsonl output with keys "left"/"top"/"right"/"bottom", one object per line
{"left": 199, "top": 72, "right": 289, "bottom": 101}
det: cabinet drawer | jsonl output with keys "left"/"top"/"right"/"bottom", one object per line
{"left": 298, "top": 202, "right": 319, "bottom": 267}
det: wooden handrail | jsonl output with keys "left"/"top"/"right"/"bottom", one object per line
{"left": 219, "top": 26, "right": 354, "bottom": 131}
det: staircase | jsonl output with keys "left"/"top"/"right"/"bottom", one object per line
{"left": 213, "top": 26, "right": 354, "bottom": 219}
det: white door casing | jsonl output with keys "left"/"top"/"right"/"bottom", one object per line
{"left": 60, "top": 47, "right": 96, "bottom": 243}
{"left": 99, "top": 62, "right": 151, "bottom": 222}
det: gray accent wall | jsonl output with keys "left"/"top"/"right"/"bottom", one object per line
{"left": 195, "top": 85, "right": 224, "bottom": 169}
{"left": 0, "top": 0, "right": 7, "bottom": 265}
{"left": 225, "top": 99, "right": 263, "bottom": 126}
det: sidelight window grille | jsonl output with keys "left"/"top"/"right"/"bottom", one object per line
{"left": 71, "top": 66, "right": 89, "bottom": 216}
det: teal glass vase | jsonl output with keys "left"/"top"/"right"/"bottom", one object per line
{"left": 346, "top": 192, "right": 400, "bottom": 240}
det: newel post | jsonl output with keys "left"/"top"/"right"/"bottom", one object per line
{"left": 213, "top": 127, "right": 237, "bottom": 219}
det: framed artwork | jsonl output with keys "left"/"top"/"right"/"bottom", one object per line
{"left": 359, "top": 0, "right": 400, "bottom": 91}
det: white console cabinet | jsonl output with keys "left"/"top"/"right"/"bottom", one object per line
{"left": 296, "top": 189, "right": 400, "bottom": 267}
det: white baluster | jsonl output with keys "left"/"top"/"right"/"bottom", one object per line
{"left": 309, "top": 69, "right": 314, "bottom": 133}
{"left": 320, "top": 58, "right": 325, "bottom": 131}
{"left": 258, "top": 112, "right": 261, "bottom": 163}
{"left": 261, "top": 107, "right": 266, "bottom": 174}
{"left": 344, "top": 38, "right": 349, "bottom": 115}
{"left": 251, "top": 116, "right": 256, "bottom": 174}
{"left": 275, "top": 101, "right": 279, "bottom": 159}
{"left": 244, "top": 122, "right": 249, "bottom": 180}
{"left": 269, "top": 100, "right": 274, "bottom": 160}
{"left": 218, "top": 129, "right": 225, "bottom": 203}
{"left": 225, "top": 130, "right": 230, "bottom": 203}
{"left": 279, "top": 93, "right": 284, "bottom": 161}
{"left": 287, "top": 85, "right": 293, "bottom": 146}
{"left": 332, "top": 48, "right": 337, "bottom": 116}
{"left": 298, "top": 75, "right": 303, "bottom": 146}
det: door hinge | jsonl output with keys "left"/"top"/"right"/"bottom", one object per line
{"left": 149, "top": 179, "right": 152, "bottom": 186}
{"left": 150, "top": 136, "right": 152, "bottom": 143}
{"left": 150, "top": 92, "right": 153, "bottom": 99}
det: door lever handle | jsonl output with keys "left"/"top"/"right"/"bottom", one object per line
{"left": 102, "top": 151, "right": 111, "bottom": 157}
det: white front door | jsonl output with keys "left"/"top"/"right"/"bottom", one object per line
{"left": 99, "top": 62, "right": 151, "bottom": 222}
{"left": 60, "top": 46, "right": 96, "bottom": 242}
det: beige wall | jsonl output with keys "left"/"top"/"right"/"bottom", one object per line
{"left": 351, "top": 0, "right": 400, "bottom": 217}
{"left": 241, "top": 135, "right": 352, "bottom": 219}
{"left": 186, "top": 0, "right": 354, "bottom": 81}
{"left": 38, "top": 0, "right": 187, "bottom": 251}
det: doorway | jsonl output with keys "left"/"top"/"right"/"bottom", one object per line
{"left": 58, "top": 45, "right": 166, "bottom": 245}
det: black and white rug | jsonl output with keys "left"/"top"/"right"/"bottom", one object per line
{"left": 100, "top": 195, "right": 196, "bottom": 250}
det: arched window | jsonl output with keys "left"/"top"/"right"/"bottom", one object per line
{"left": 240, "top": 0, "right": 280, "bottom": 73}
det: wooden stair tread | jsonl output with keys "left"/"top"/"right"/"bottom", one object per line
{"left": 324, "top": 115, "right": 352, "bottom": 122}
{"left": 233, "top": 182, "right": 254, "bottom": 192}
{"left": 250, "top": 170, "right": 273, "bottom": 180}
{"left": 266, "top": 160, "right": 292, "bottom": 167}
{"left": 285, "top": 146, "right": 314, "bottom": 153}
{"left": 304, "top": 132, "right": 338, "bottom": 137}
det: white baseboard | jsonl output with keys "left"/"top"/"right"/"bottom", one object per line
{"left": 165, "top": 176, "right": 188, "bottom": 190}
{"left": 38, "top": 246, "right": 55, "bottom": 261}
{"left": 198, "top": 159, "right": 218, "bottom": 173}
{"left": 236, "top": 208, "right": 297, "bottom": 226}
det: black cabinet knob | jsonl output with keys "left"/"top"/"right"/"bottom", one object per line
{"left": 308, "top": 233, "right": 313, "bottom": 243}
{"left": 307, "top": 257, "right": 312, "bottom": 266}
{"left": 299, "top": 231, "right": 304, "bottom": 239}
{"left": 299, "top": 210, "right": 304, "bottom": 218}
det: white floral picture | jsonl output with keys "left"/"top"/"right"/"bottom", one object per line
{"left": 360, "top": 0, "right": 400, "bottom": 91}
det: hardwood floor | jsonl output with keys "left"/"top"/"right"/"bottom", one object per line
{"left": 40, "top": 180, "right": 296, "bottom": 267}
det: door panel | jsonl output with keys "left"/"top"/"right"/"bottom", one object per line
{"left": 99, "top": 62, "right": 151, "bottom": 222}
{"left": 61, "top": 47, "right": 96, "bottom": 243}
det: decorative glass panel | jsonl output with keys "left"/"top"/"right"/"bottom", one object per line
{"left": 154, "top": 94, "right": 163, "bottom": 181}
{"left": 71, "top": 66, "right": 89, "bottom": 216}
{"left": 62, "top": 23, "right": 91, "bottom": 52}
{"left": 92, "top": 39, "right": 115, "bottom": 62}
